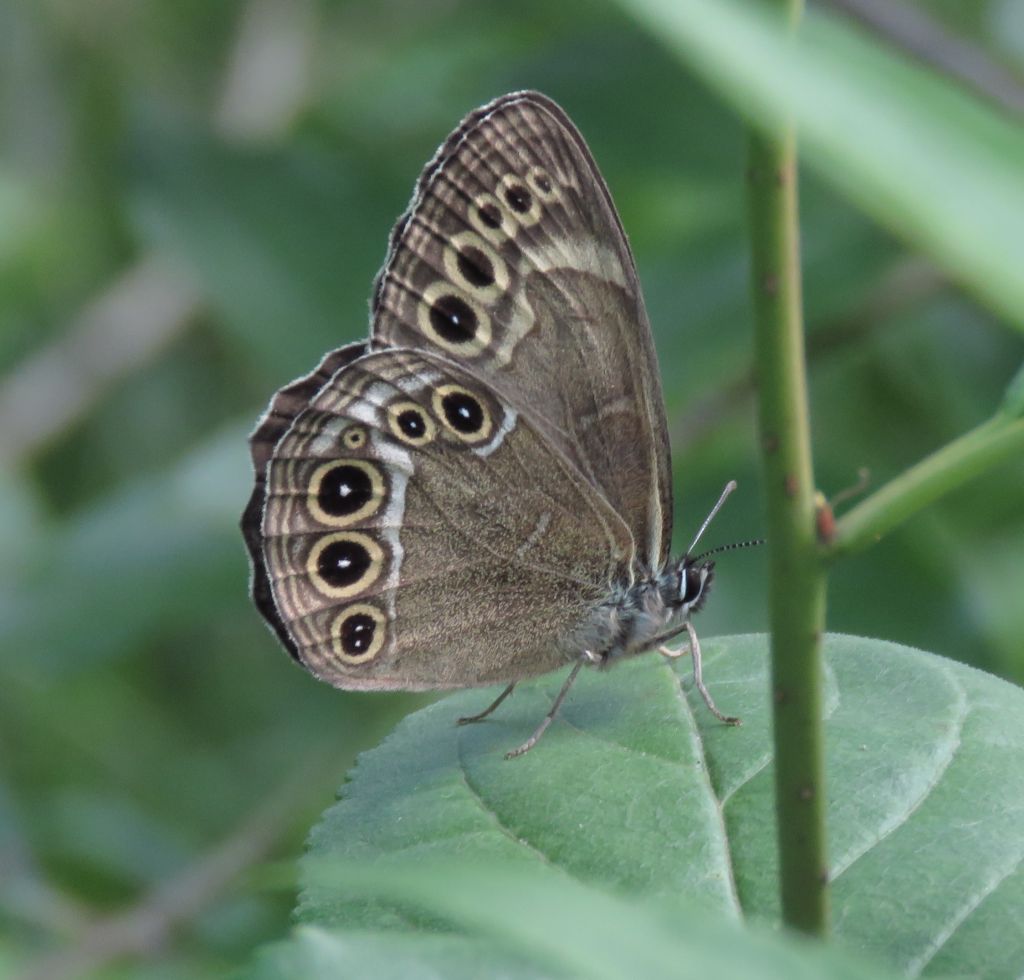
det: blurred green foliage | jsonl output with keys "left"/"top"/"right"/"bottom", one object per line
{"left": 1, "top": 0, "right": 1022, "bottom": 977}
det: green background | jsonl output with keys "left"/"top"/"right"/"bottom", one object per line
{"left": 1, "top": 0, "right": 1022, "bottom": 976}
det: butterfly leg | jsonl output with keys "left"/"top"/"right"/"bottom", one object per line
{"left": 658, "top": 642, "right": 689, "bottom": 659}
{"left": 457, "top": 683, "right": 516, "bottom": 726}
{"left": 661, "top": 622, "right": 741, "bottom": 726}
{"left": 504, "top": 656, "right": 588, "bottom": 760}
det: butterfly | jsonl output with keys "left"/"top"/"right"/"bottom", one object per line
{"left": 242, "top": 91, "right": 742, "bottom": 758}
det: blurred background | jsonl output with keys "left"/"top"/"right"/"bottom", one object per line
{"left": 1, "top": 0, "right": 1022, "bottom": 976}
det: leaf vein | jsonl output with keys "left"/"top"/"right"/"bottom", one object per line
{"left": 662, "top": 659, "right": 743, "bottom": 918}
{"left": 455, "top": 741, "right": 561, "bottom": 871}
{"left": 830, "top": 664, "right": 969, "bottom": 883}
{"left": 906, "top": 849, "right": 1024, "bottom": 977}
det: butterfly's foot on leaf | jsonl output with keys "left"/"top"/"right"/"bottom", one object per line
{"left": 503, "top": 657, "right": 589, "bottom": 759}
{"left": 680, "top": 621, "right": 742, "bottom": 727}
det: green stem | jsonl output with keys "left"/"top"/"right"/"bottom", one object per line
{"left": 827, "top": 411, "right": 1024, "bottom": 560}
{"left": 747, "top": 0, "right": 829, "bottom": 939}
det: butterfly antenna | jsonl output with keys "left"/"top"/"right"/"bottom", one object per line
{"left": 686, "top": 480, "right": 738, "bottom": 556}
{"left": 692, "top": 538, "right": 765, "bottom": 563}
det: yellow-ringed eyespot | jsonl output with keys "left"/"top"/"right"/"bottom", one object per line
{"left": 444, "top": 231, "right": 509, "bottom": 304}
{"left": 342, "top": 425, "right": 367, "bottom": 450}
{"left": 526, "top": 166, "right": 560, "bottom": 204}
{"left": 431, "top": 383, "right": 493, "bottom": 442}
{"left": 387, "top": 400, "right": 436, "bottom": 447}
{"left": 417, "top": 282, "right": 491, "bottom": 356}
{"left": 499, "top": 173, "right": 542, "bottom": 227}
{"left": 307, "top": 531, "right": 384, "bottom": 598}
{"left": 307, "top": 459, "right": 384, "bottom": 527}
{"left": 330, "top": 603, "right": 387, "bottom": 664}
{"left": 468, "top": 192, "right": 516, "bottom": 243}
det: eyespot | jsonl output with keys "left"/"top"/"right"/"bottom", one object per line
{"left": 444, "top": 232, "right": 509, "bottom": 303}
{"left": 526, "top": 167, "right": 559, "bottom": 204}
{"left": 330, "top": 603, "right": 387, "bottom": 664}
{"left": 387, "top": 400, "right": 436, "bottom": 447}
{"left": 432, "top": 383, "right": 493, "bottom": 442}
{"left": 417, "top": 282, "right": 491, "bottom": 356}
{"left": 469, "top": 192, "right": 516, "bottom": 242}
{"left": 431, "top": 295, "right": 476, "bottom": 343}
{"left": 342, "top": 426, "right": 367, "bottom": 450}
{"left": 307, "top": 531, "right": 384, "bottom": 598}
{"left": 307, "top": 459, "right": 384, "bottom": 527}
{"left": 499, "top": 174, "right": 542, "bottom": 227}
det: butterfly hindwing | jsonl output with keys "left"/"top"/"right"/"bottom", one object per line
{"left": 243, "top": 341, "right": 369, "bottom": 660}
{"left": 252, "top": 347, "right": 633, "bottom": 690}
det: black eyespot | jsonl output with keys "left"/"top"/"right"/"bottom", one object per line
{"left": 340, "top": 612, "right": 376, "bottom": 655}
{"left": 441, "top": 391, "right": 485, "bottom": 434}
{"left": 397, "top": 408, "right": 427, "bottom": 439}
{"left": 388, "top": 401, "right": 436, "bottom": 445}
{"left": 429, "top": 294, "right": 478, "bottom": 344}
{"left": 342, "top": 427, "right": 366, "bottom": 449}
{"left": 317, "top": 539, "right": 371, "bottom": 589}
{"left": 504, "top": 183, "right": 532, "bottom": 213}
{"left": 318, "top": 464, "right": 372, "bottom": 518}
{"left": 457, "top": 247, "right": 495, "bottom": 288}
{"left": 534, "top": 172, "right": 552, "bottom": 193}
{"left": 478, "top": 202, "right": 502, "bottom": 228}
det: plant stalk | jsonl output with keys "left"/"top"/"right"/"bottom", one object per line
{"left": 827, "top": 411, "right": 1024, "bottom": 560}
{"left": 747, "top": 0, "right": 829, "bottom": 938}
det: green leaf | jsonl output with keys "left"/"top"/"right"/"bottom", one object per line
{"left": 1001, "top": 362, "right": 1024, "bottom": 418}
{"left": 252, "top": 861, "right": 895, "bottom": 980}
{"left": 611, "top": 0, "right": 1024, "bottom": 330}
{"left": 249, "top": 927, "right": 551, "bottom": 980}
{"left": 289, "top": 635, "right": 1024, "bottom": 976}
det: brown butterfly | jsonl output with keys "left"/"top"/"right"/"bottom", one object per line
{"left": 242, "top": 92, "right": 741, "bottom": 758}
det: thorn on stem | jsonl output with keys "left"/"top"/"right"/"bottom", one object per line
{"left": 814, "top": 491, "right": 835, "bottom": 544}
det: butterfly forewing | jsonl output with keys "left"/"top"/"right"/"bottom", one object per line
{"left": 371, "top": 91, "right": 673, "bottom": 571}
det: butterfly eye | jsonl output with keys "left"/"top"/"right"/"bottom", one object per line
{"left": 307, "top": 531, "right": 384, "bottom": 598}
{"left": 331, "top": 604, "right": 387, "bottom": 664}
{"left": 387, "top": 401, "right": 436, "bottom": 447}
{"left": 682, "top": 562, "right": 713, "bottom": 609}
{"left": 307, "top": 460, "right": 384, "bottom": 527}
{"left": 432, "top": 384, "right": 493, "bottom": 442}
